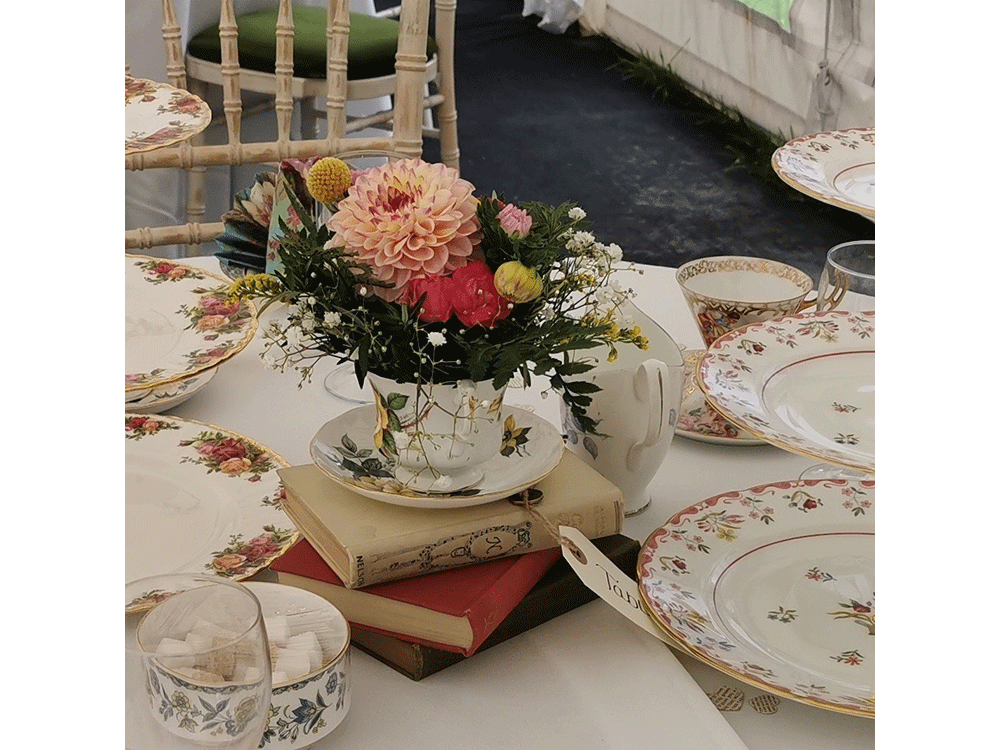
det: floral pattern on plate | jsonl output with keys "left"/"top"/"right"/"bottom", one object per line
{"left": 125, "top": 255, "right": 258, "bottom": 394}
{"left": 638, "top": 478, "right": 875, "bottom": 717}
{"left": 125, "top": 75, "right": 212, "bottom": 155}
{"left": 698, "top": 311, "right": 874, "bottom": 472}
{"left": 125, "top": 413, "right": 297, "bottom": 589}
{"left": 676, "top": 349, "right": 766, "bottom": 445}
{"left": 771, "top": 128, "right": 874, "bottom": 218}
{"left": 125, "top": 368, "right": 217, "bottom": 415}
{"left": 309, "top": 405, "right": 565, "bottom": 508}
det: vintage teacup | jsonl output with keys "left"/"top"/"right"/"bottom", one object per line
{"left": 676, "top": 256, "right": 814, "bottom": 346}
{"left": 559, "top": 301, "right": 683, "bottom": 516}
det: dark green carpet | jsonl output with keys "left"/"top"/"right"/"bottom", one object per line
{"left": 414, "top": 0, "right": 874, "bottom": 281}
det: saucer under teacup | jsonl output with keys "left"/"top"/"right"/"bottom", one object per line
{"left": 309, "top": 405, "right": 564, "bottom": 509}
{"left": 676, "top": 350, "right": 766, "bottom": 446}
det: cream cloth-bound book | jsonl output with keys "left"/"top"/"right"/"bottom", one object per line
{"left": 277, "top": 449, "right": 624, "bottom": 588}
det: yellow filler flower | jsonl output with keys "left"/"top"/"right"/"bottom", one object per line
{"left": 306, "top": 157, "right": 352, "bottom": 204}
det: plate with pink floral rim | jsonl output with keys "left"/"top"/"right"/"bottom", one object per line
{"left": 125, "top": 414, "right": 298, "bottom": 611}
{"left": 125, "top": 75, "right": 212, "bottom": 155}
{"left": 676, "top": 349, "right": 766, "bottom": 446}
{"left": 309, "top": 405, "right": 565, "bottom": 508}
{"left": 771, "top": 128, "right": 874, "bottom": 218}
{"left": 697, "top": 310, "right": 874, "bottom": 473}
{"left": 638, "top": 478, "right": 875, "bottom": 717}
{"left": 125, "top": 368, "right": 217, "bottom": 415}
{"left": 125, "top": 255, "right": 258, "bottom": 395}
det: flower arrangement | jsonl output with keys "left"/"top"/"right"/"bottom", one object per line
{"left": 228, "top": 157, "right": 647, "bottom": 434}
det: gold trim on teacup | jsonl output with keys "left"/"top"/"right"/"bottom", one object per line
{"left": 125, "top": 254, "right": 259, "bottom": 393}
{"left": 675, "top": 256, "right": 814, "bottom": 307}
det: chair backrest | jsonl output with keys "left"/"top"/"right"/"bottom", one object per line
{"left": 125, "top": 0, "right": 433, "bottom": 250}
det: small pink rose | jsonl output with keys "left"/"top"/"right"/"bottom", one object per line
{"left": 497, "top": 204, "right": 532, "bottom": 239}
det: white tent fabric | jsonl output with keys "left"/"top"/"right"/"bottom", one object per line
{"left": 577, "top": 0, "right": 874, "bottom": 138}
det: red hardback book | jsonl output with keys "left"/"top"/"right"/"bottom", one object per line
{"left": 269, "top": 539, "right": 562, "bottom": 656}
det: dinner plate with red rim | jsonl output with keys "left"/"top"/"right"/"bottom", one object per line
{"left": 638, "top": 478, "right": 875, "bottom": 717}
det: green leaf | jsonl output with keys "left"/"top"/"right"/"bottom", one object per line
{"left": 387, "top": 393, "right": 409, "bottom": 411}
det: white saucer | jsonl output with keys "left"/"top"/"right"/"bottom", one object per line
{"left": 309, "top": 405, "right": 565, "bottom": 509}
{"left": 125, "top": 369, "right": 216, "bottom": 414}
{"left": 676, "top": 350, "right": 766, "bottom": 446}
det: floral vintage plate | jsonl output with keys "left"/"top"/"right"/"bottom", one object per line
{"left": 309, "top": 405, "right": 565, "bottom": 508}
{"left": 125, "top": 414, "right": 299, "bottom": 607}
{"left": 771, "top": 128, "right": 874, "bottom": 218}
{"left": 676, "top": 350, "right": 766, "bottom": 446}
{"left": 125, "top": 368, "right": 217, "bottom": 415}
{"left": 698, "top": 311, "right": 874, "bottom": 473}
{"left": 125, "top": 255, "right": 258, "bottom": 394}
{"left": 125, "top": 75, "right": 212, "bottom": 155}
{"left": 638, "top": 478, "right": 875, "bottom": 717}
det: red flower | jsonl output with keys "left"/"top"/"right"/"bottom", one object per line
{"left": 126, "top": 416, "right": 149, "bottom": 431}
{"left": 199, "top": 438, "right": 248, "bottom": 462}
{"left": 153, "top": 262, "right": 175, "bottom": 274}
{"left": 449, "top": 261, "right": 512, "bottom": 328}
{"left": 402, "top": 274, "right": 455, "bottom": 323}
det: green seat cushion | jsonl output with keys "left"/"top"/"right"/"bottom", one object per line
{"left": 187, "top": 6, "right": 436, "bottom": 81}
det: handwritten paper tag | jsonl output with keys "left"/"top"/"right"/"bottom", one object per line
{"left": 559, "top": 525, "right": 676, "bottom": 645}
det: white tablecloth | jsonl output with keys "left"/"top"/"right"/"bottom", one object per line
{"left": 164, "top": 256, "right": 875, "bottom": 750}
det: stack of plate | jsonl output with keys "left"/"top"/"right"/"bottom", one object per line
{"left": 639, "top": 310, "right": 875, "bottom": 718}
{"left": 125, "top": 255, "right": 258, "bottom": 413}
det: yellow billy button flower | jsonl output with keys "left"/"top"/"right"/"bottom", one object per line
{"left": 306, "top": 157, "right": 352, "bottom": 204}
{"left": 493, "top": 261, "right": 544, "bottom": 303}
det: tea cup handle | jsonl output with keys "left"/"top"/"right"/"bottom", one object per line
{"left": 797, "top": 292, "right": 818, "bottom": 312}
{"left": 627, "top": 359, "right": 670, "bottom": 471}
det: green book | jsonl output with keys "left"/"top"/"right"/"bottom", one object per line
{"left": 350, "top": 534, "right": 640, "bottom": 681}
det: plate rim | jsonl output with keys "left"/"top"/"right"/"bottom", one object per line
{"left": 125, "top": 254, "right": 259, "bottom": 393}
{"left": 125, "top": 75, "right": 212, "bottom": 155}
{"left": 125, "top": 412, "right": 299, "bottom": 606}
{"left": 677, "top": 348, "right": 768, "bottom": 446}
{"left": 696, "top": 310, "right": 875, "bottom": 472}
{"left": 637, "top": 478, "right": 875, "bottom": 717}
{"left": 771, "top": 127, "right": 875, "bottom": 218}
{"left": 309, "top": 404, "right": 565, "bottom": 509}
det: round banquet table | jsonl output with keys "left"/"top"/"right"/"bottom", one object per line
{"left": 164, "top": 256, "right": 875, "bottom": 750}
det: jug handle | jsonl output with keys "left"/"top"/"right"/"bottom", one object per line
{"left": 627, "top": 359, "right": 670, "bottom": 472}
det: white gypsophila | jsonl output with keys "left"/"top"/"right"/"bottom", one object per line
{"left": 323, "top": 311, "right": 342, "bottom": 326}
{"left": 568, "top": 206, "right": 586, "bottom": 220}
{"left": 572, "top": 230, "right": 595, "bottom": 247}
{"left": 607, "top": 243, "right": 623, "bottom": 262}
{"left": 427, "top": 331, "right": 447, "bottom": 347}
{"left": 300, "top": 314, "right": 316, "bottom": 333}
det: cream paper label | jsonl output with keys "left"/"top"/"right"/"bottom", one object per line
{"left": 559, "top": 525, "right": 675, "bottom": 645}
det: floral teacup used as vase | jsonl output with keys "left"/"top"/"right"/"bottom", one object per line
{"left": 676, "top": 256, "right": 815, "bottom": 346}
{"left": 368, "top": 374, "right": 508, "bottom": 493}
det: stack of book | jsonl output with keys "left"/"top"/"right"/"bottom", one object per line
{"left": 271, "top": 450, "right": 639, "bottom": 680}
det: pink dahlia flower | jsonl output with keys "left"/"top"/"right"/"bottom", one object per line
{"left": 326, "top": 159, "right": 481, "bottom": 300}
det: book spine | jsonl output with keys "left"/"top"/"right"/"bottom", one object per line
{"left": 349, "top": 497, "right": 623, "bottom": 587}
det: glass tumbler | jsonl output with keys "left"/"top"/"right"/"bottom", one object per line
{"left": 125, "top": 574, "right": 272, "bottom": 750}
{"left": 817, "top": 240, "right": 875, "bottom": 312}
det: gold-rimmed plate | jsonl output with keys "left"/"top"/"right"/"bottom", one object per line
{"left": 697, "top": 310, "right": 874, "bottom": 473}
{"left": 125, "top": 75, "right": 212, "bottom": 155}
{"left": 771, "top": 128, "right": 874, "bottom": 218}
{"left": 125, "top": 414, "right": 298, "bottom": 610}
{"left": 125, "top": 254, "right": 257, "bottom": 394}
{"left": 638, "top": 478, "right": 875, "bottom": 717}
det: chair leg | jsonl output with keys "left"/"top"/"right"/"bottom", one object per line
{"left": 434, "top": 0, "right": 460, "bottom": 172}
{"left": 185, "top": 79, "right": 210, "bottom": 256}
